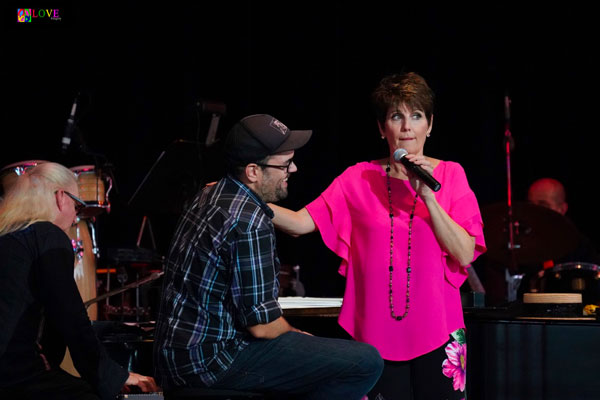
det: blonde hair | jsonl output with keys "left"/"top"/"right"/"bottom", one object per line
{"left": 0, "top": 162, "right": 77, "bottom": 236}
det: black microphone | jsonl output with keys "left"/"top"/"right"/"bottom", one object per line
{"left": 62, "top": 94, "right": 78, "bottom": 153}
{"left": 393, "top": 148, "right": 441, "bottom": 192}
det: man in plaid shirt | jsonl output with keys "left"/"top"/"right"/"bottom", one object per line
{"left": 154, "top": 114, "right": 382, "bottom": 399}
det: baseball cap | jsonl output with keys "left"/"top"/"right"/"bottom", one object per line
{"left": 224, "top": 114, "right": 312, "bottom": 165}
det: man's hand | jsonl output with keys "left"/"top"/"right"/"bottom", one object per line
{"left": 247, "top": 316, "right": 312, "bottom": 339}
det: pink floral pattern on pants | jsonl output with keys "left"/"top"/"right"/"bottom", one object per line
{"left": 442, "top": 340, "right": 467, "bottom": 392}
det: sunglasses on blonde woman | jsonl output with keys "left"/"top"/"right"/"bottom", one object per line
{"left": 61, "top": 191, "right": 88, "bottom": 214}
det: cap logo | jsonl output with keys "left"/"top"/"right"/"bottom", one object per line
{"left": 270, "top": 118, "right": 289, "bottom": 135}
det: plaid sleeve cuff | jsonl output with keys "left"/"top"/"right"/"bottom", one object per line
{"left": 240, "top": 299, "right": 283, "bottom": 327}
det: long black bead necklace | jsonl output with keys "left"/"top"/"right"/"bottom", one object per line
{"left": 386, "top": 162, "right": 418, "bottom": 321}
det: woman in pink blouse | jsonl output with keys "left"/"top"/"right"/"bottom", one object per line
{"left": 271, "top": 72, "right": 486, "bottom": 399}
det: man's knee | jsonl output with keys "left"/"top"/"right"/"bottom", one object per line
{"left": 357, "top": 342, "right": 384, "bottom": 376}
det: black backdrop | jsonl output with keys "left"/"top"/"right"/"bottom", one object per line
{"left": 2, "top": 2, "right": 598, "bottom": 297}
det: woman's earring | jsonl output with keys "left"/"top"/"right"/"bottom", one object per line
{"left": 381, "top": 136, "right": 385, "bottom": 139}
{"left": 426, "top": 134, "right": 431, "bottom": 138}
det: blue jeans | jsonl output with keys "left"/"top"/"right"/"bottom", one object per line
{"left": 202, "top": 332, "right": 383, "bottom": 400}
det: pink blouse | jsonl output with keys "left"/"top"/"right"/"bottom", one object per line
{"left": 306, "top": 160, "right": 486, "bottom": 360}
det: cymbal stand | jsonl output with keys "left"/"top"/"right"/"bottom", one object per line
{"left": 136, "top": 215, "right": 157, "bottom": 250}
{"left": 133, "top": 216, "right": 156, "bottom": 321}
{"left": 503, "top": 94, "right": 523, "bottom": 301}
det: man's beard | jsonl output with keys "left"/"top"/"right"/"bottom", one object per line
{"left": 259, "top": 173, "right": 288, "bottom": 203}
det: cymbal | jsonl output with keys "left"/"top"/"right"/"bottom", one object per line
{"left": 482, "top": 201, "right": 580, "bottom": 268}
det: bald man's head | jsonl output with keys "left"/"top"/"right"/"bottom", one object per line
{"left": 528, "top": 178, "right": 568, "bottom": 216}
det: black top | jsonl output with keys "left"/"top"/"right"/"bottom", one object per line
{"left": 0, "top": 221, "right": 128, "bottom": 399}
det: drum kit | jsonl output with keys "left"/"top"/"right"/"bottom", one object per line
{"left": 481, "top": 200, "right": 600, "bottom": 306}
{"left": 477, "top": 98, "right": 600, "bottom": 308}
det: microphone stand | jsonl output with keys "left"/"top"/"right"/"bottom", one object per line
{"left": 503, "top": 94, "right": 523, "bottom": 302}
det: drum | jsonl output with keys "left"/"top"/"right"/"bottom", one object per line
{"left": 539, "top": 262, "right": 600, "bottom": 305}
{"left": 70, "top": 165, "right": 111, "bottom": 218}
{"left": 0, "top": 160, "right": 47, "bottom": 196}
{"left": 63, "top": 219, "right": 101, "bottom": 377}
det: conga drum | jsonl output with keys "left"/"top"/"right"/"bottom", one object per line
{"left": 70, "top": 165, "right": 111, "bottom": 218}
{"left": 61, "top": 220, "right": 99, "bottom": 376}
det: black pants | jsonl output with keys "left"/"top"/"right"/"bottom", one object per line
{"left": 368, "top": 331, "right": 467, "bottom": 400}
{"left": 0, "top": 369, "right": 100, "bottom": 400}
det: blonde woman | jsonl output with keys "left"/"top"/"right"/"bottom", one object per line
{"left": 0, "top": 162, "right": 158, "bottom": 400}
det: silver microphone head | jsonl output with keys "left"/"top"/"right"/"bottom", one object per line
{"left": 393, "top": 148, "right": 408, "bottom": 162}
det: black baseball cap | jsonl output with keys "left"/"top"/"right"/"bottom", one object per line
{"left": 225, "top": 114, "right": 312, "bottom": 165}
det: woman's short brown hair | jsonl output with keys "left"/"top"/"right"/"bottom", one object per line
{"left": 371, "top": 72, "right": 435, "bottom": 126}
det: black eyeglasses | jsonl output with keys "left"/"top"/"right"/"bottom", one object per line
{"left": 256, "top": 159, "right": 295, "bottom": 173}
{"left": 63, "top": 191, "right": 88, "bottom": 214}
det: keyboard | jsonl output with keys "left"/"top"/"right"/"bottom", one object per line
{"left": 117, "top": 392, "right": 164, "bottom": 399}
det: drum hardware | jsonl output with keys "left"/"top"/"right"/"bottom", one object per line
{"left": 136, "top": 215, "right": 156, "bottom": 251}
{"left": 103, "top": 304, "right": 153, "bottom": 320}
{"left": 538, "top": 262, "right": 600, "bottom": 305}
{"left": 94, "top": 249, "right": 164, "bottom": 321}
{"left": 505, "top": 269, "right": 523, "bottom": 303}
{"left": 71, "top": 218, "right": 85, "bottom": 263}
{"left": 110, "top": 265, "right": 152, "bottom": 322}
{"left": 84, "top": 270, "right": 164, "bottom": 310}
{"left": 127, "top": 139, "right": 203, "bottom": 216}
{"left": 68, "top": 219, "right": 99, "bottom": 321}
{"left": 501, "top": 93, "right": 525, "bottom": 302}
{"left": 88, "top": 219, "right": 100, "bottom": 257}
{"left": 503, "top": 94, "right": 518, "bottom": 275}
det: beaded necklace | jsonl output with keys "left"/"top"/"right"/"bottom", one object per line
{"left": 386, "top": 162, "right": 418, "bottom": 321}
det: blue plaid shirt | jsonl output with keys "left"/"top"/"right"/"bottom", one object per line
{"left": 154, "top": 176, "right": 283, "bottom": 388}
